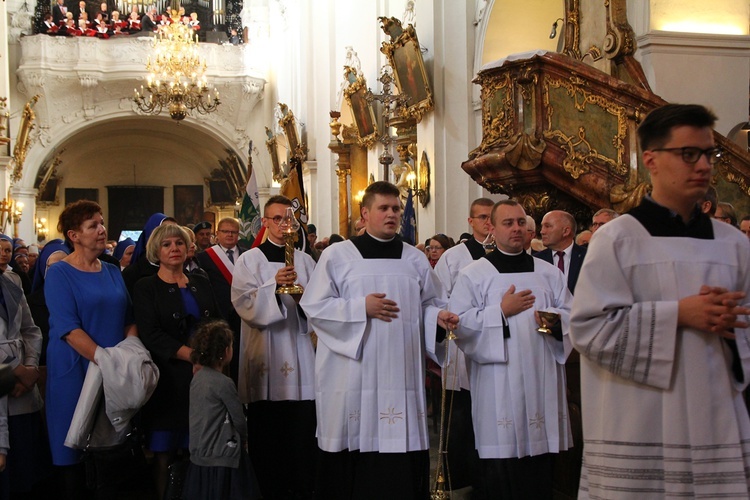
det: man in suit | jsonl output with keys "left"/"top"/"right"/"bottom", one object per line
{"left": 140, "top": 8, "right": 157, "bottom": 33}
{"left": 195, "top": 217, "right": 242, "bottom": 383}
{"left": 538, "top": 210, "right": 587, "bottom": 294}
{"left": 52, "top": 0, "right": 69, "bottom": 25}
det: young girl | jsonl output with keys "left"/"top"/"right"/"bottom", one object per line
{"left": 182, "top": 320, "right": 260, "bottom": 500}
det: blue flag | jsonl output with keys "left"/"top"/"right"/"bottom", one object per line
{"left": 399, "top": 188, "right": 416, "bottom": 245}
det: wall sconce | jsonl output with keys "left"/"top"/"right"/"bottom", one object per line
{"left": 36, "top": 217, "right": 48, "bottom": 242}
{"left": 406, "top": 152, "right": 431, "bottom": 208}
{"left": 549, "top": 18, "right": 564, "bottom": 39}
{"left": 353, "top": 189, "right": 365, "bottom": 208}
{"left": 12, "top": 202, "right": 24, "bottom": 239}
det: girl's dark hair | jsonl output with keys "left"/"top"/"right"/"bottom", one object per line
{"left": 189, "top": 319, "right": 234, "bottom": 366}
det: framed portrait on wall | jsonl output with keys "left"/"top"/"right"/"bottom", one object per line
{"left": 174, "top": 185, "right": 204, "bottom": 226}
{"left": 380, "top": 23, "right": 434, "bottom": 123}
{"left": 344, "top": 67, "right": 379, "bottom": 149}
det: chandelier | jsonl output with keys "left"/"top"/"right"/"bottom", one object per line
{"left": 132, "top": 16, "right": 220, "bottom": 121}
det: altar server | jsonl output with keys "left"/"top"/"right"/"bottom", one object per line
{"left": 231, "top": 195, "right": 316, "bottom": 499}
{"left": 571, "top": 103, "right": 750, "bottom": 498}
{"left": 449, "top": 199, "right": 572, "bottom": 499}
{"left": 300, "top": 181, "right": 458, "bottom": 499}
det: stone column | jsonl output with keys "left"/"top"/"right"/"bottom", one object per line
{"left": 10, "top": 186, "right": 38, "bottom": 241}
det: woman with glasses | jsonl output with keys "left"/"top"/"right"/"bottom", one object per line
{"left": 427, "top": 233, "right": 455, "bottom": 268}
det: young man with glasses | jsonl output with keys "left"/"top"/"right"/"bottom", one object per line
{"left": 570, "top": 103, "right": 750, "bottom": 497}
{"left": 231, "top": 195, "right": 317, "bottom": 499}
{"left": 196, "top": 217, "right": 244, "bottom": 382}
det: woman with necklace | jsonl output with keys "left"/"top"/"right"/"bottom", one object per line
{"left": 133, "top": 224, "right": 220, "bottom": 498}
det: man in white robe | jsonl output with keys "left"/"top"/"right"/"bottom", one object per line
{"left": 450, "top": 200, "right": 573, "bottom": 498}
{"left": 300, "top": 181, "right": 458, "bottom": 499}
{"left": 433, "top": 197, "right": 493, "bottom": 492}
{"left": 571, "top": 103, "right": 750, "bottom": 498}
{"left": 231, "top": 195, "right": 317, "bottom": 499}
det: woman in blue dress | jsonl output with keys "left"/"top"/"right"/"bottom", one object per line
{"left": 44, "top": 200, "right": 136, "bottom": 499}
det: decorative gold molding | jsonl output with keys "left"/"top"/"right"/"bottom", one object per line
{"left": 543, "top": 75, "right": 628, "bottom": 179}
{"left": 604, "top": 0, "right": 637, "bottom": 60}
{"left": 716, "top": 156, "right": 750, "bottom": 197}
{"left": 611, "top": 181, "right": 650, "bottom": 213}
{"left": 505, "top": 133, "right": 545, "bottom": 171}
{"left": 11, "top": 95, "right": 40, "bottom": 184}
{"left": 475, "top": 72, "right": 515, "bottom": 155}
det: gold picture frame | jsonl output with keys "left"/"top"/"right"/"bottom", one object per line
{"left": 265, "top": 126, "right": 284, "bottom": 183}
{"left": 379, "top": 21, "right": 433, "bottom": 123}
{"left": 278, "top": 103, "right": 307, "bottom": 161}
{"left": 343, "top": 67, "right": 379, "bottom": 149}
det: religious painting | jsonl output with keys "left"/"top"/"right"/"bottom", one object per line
{"left": 206, "top": 179, "right": 231, "bottom": 206}
{"left": 66, "top": 188, "right": 98, "bottom": 204}
{"left": 37, "top": 177, "right": 61, "bottom": 206}
{"left": 173, "top": 185, "right": 204, "bottom": 226}
{"left": 343, "top": 68, "right": 379, "bottom": 149}
{"left": 380, "top": 23, "right": 434, "bottom": 123}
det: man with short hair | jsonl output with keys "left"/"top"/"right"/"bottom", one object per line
{"left": 433, "top": 197, "right": 494, "bottom": 493}
{"left": 192, "top": 221, "right": 212, "bottom": 252}
{"left": 740, "top": 215, "right": 750, "bottom": 239}
{"left": 699, "top": 184, "right": 718, "bottom": 216}
{"left": 450, "top": 200, "right": 572, "bottom": 498}
{"left": 524, "top": 215, "right": 536, "bottom": 254}
{"left": 232, "top": 195, "right": 317, "bottom": 499}
{"left": 590, "top": 208, "right": 618, "bottom": 234}
{"left": 196, "top": 217, "right": 243, "bottom": 382}
{"left": 571, "top": 103, "right": 750, "bottom": 497}
{"left": 300, "top": 181, "right": 458, "bottom": 499}
{"left": 715, "top": 201, "right": 739, "bottom": 227}
{"left": 537, "top": 210, "right": 587, "bottom": 294}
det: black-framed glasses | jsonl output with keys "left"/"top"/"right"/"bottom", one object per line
{"left": 470, "top": 214, "right": 491, "bottom": 221}
{"left": 650, "top": 147, "right": 722, "bottom": 165}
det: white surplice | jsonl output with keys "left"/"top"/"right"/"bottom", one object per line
{"left": 231, "top": 247, "right": 316, "bottom": 403}
{"left": 449, "top": 256, "right": 573, "bottom": 459}
{"left": 434, "top": 243, "right": 473, "bottom": 391}
{"left": 299, "top": 240, "right": 445, "bottom": 453}
{"left": 570, "top": 215, "right": 750, "bottom": 498}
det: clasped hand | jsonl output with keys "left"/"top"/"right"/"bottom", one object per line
{"left": 678, "top": 285, "right": 750, "bottom": 339}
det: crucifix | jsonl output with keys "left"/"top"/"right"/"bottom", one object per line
{"left": 366, "top": 66, "right": 410, "bottom": 181}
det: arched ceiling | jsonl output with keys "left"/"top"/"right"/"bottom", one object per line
{"left": 41, "top": 115, "right": 239, "bottom": 189}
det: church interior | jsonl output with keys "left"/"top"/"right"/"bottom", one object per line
{"left": 0, "top": 0, "right": 748, "bottom": 246}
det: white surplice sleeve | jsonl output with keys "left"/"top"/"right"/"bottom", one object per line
{"left": 450, "top": 266, "right": 509, "bottom": 364}
{"left": 570, "top": 227, "right": 679, "bottom": 390}
{"left": 299, "top": 249, "right": 367, "bottom": 361}
{"left": 231, "top": 250, "right": 287, "bottom": 329}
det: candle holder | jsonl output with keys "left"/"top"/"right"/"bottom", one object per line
{"left": 536, "top": 311, "right": 561, "bottom": 335}
{"left": 482, "top": 233, "right": 496, "bottom": 254}
{"left": 276, "top": 206, "right": 304, "bottom": 295}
